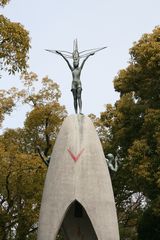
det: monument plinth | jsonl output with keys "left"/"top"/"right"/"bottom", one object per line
{"left": 37, "top": 115, "right": 119, "bottom": 240}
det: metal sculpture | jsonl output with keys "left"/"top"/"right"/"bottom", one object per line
{"left": 46, "top": 39, "right": 106, "bottom": 114}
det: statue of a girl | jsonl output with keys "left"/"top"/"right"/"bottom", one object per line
{"left": 46, "top": 39, "right": 106, "bottom": 114}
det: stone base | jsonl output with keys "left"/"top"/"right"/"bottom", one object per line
{"left": 37, "top": 115, "right": 119, "bottom": 240}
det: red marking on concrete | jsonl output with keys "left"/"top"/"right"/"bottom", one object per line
{"left": 67, "top": 148, "right": 84, "bottom": 162}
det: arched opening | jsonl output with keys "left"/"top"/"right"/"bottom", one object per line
{"left": 57, "top": 200, "right": 98, "bottom": 240}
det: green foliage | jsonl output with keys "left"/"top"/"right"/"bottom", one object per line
{"left": 138, "top": 208, "right": 160, "bottom": 240}
{"left": 0, "top": 73, "right": 67, "bottom": 239}
{"left": 0, "top": 0, "right": 10, "bottom": 7}
{"left": 21, "top": 72, "right": 67, "bottom": 155}
{"left": 0, "top": 14, "right": 30, "bottom": 74}
{"left": 21, "top": 72, "right": 61, "bottom": 106}
{"left": 0, "top": 87, "right": 19, "bottom": 127}
{"left": 114, "top": 26, "right": 160, "bottom": 108}
{"left": 0, "top": 136, "right": 46, "bottom": 239}
{"left": 96, "top": 26, "right": 160, "bottom": 239}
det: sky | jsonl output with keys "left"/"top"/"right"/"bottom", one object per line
{"left": 1, "top": 0, "right": 160, "bottom": 130}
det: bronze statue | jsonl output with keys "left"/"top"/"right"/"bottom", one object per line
{"left": 106, "top": 153, "right": 123, "bottom": 172}
{"left": 46, "top": 39, "right": 107, "bottom": 114}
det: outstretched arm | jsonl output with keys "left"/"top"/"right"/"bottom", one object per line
{"left": 56, "top": 51, "right": 73, "bottom": 71}
{"left": 80, "top": 53, "right": 95, "bottom": 70}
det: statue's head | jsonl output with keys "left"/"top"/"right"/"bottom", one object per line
{"left": 107, "top": 153, "right": 114, "bottom": 162}
{"left": 72, "top": 39, "right": 80, "bottom": 67}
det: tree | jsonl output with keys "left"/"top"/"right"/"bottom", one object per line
{"left": 0, "top": 73, "right": 67, "bottom": 239}
{"left": 0, "top": 1, "right": 30, "bottom": 125}
{"left": 137, "top": 207, "right": 160, "bottom": 240}
{"left": 0, "top": 0, "right": 10, "bottom": 7}
{"left": 0, "top": 133, "right": 45, "bottom": 240}
{"left": 0, "top": 1, "right": 30, "bottom": 75}
{"left": 113, "top": 26, "right": 160, "bottom": 206}
{"left": 0, "top": 15, "right": 30, "bottom": 74}
{"left": 0, "top": 87, "right": 20, "bottom": 127}
{"left": 21, "top": 72, "right": 67, "bottom": 156}
{"left": 97, "top": 26, "right": 160, "bottom": 239}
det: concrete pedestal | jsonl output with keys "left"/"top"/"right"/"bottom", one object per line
{"left": 37, "top": 115, "right": 119, "bottom": 240}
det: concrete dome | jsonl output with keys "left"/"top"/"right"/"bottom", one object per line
{"left": 37, "top": 115, "right": 119, "bottom": 240}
